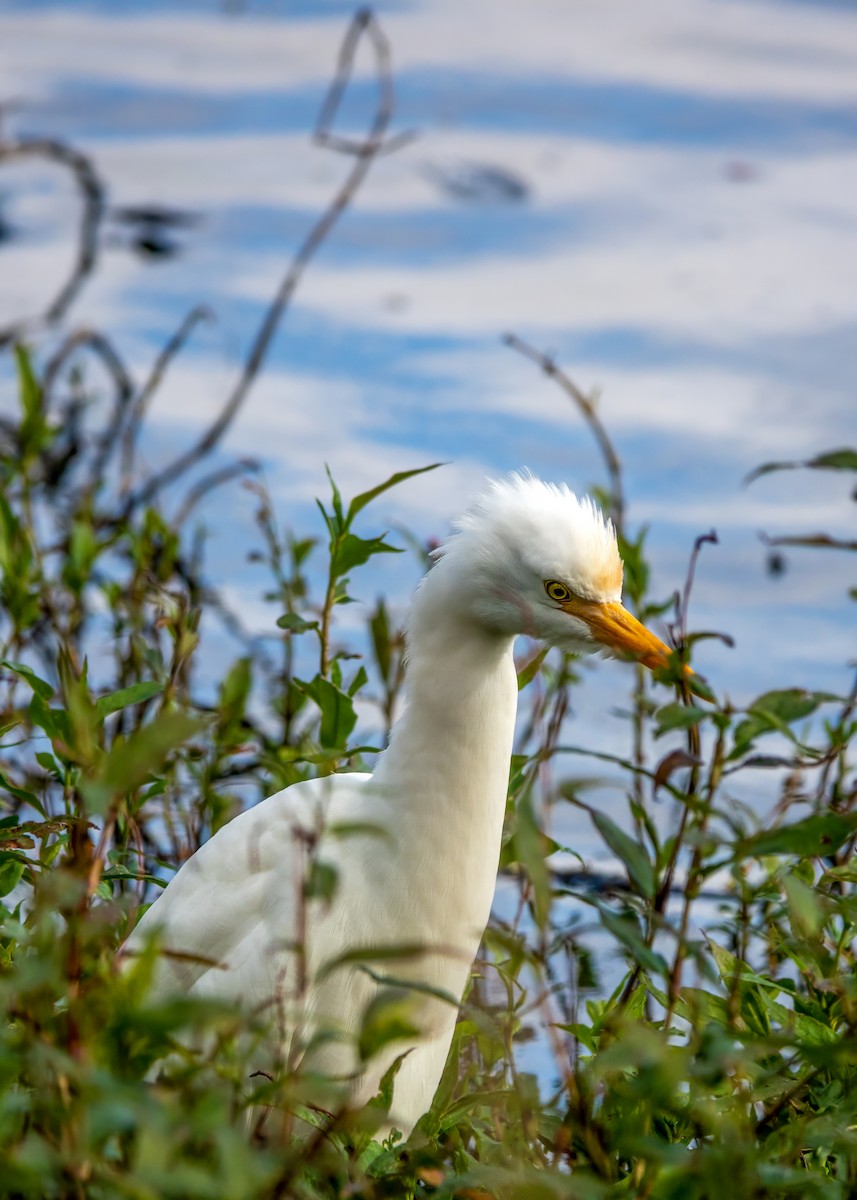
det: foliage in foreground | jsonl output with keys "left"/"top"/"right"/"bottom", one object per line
{"left": 0, "top": 338, "right": 854, "bottom": 1200}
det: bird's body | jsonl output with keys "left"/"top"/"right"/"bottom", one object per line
{"left": 129, "top": 476, "right": 671, "bottom": 1133}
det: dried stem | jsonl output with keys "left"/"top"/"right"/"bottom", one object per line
{"left": 502, "top": 332, "right": 625, "bottom": 534}
{"left": 125, "top": 9, "right": 407, "bottom": 516}
{"left": 0, "top": 136, "right": 105, "bottom": 345}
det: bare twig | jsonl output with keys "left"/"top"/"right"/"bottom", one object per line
{"left": 43, "top": 328, "right": 134, "bottom": 412}
{"left": 125, "top": 9, "right": 407, "bottom": 515}
{"left": 502, "top": 333, "right": 625, "bottom": 533}
{"left": 173, "top": 459, "right": 260, "bottom": 528}
{"left": 676, "top": 530, "right": 718, "bottom": 643}
{"left": 0, "top": 136, "right": 105, "bottom": 345}
{"left": 120, "top": 304, "right": 214, "bottom": 496}
{"left": 42, "top": 328, "right": 136, "bottom": 499}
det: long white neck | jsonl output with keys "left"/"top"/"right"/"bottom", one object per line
{"left": 371, "top": 560, "right": 518, "bottom": 943}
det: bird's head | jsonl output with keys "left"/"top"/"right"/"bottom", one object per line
{"left": 436, "top": 474, "right": 673, "bottom": 670}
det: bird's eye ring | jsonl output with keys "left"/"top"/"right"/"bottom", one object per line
{"left": 544, "top": 580, "right": 571, "bottom": 603}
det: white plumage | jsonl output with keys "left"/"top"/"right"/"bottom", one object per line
{"left": 129, "top": 474, "right": 671, "bottom": 1134}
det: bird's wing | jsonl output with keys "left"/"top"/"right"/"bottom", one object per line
{"left": 126, "top": 772, "right": 372, "bottom": 1003}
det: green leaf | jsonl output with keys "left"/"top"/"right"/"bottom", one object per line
{"left": 0, "top": 771, "right": 38, "bottom": 807}
{"left": 746, "top": 447, "right": 857, "bottom": 483}
{"left": 750, "top": 688, "right": 837, "bottom": 723}
{"left": 0, "top": 659, "right": 54, "bottom": 700}
{"left": 28, "top": 693, "right": 72, "bottom": 743}
{"left": 345, "top": 463, "right": 444, "bottom": 524}
{"left": 740, "top": 812, "right": 857, "bottom": 858}
{"left": 654, "top": 702, "right": 708, "bottom": 738}
{"left": 707, "top": 940, "right": 771, "bottom": 1036}
{"left": 0, "top": 854, "right": 24, "bottom": 897}
{"left": 217, "top": 657, "right": 252, "bottom": 719}
{"left": 304, "top": 860, "right": 339, "bottom": 902}
{"left": 276, "top": 612, "right": 319, "bottom": 634}
{"left": 731, "top": 688, "right": 839, "bottom": 759}
{"left": 87, "top": 711, "right": 206, "bottom": 814}
{"left": 66, "top": 519, "right": 99, "bottom": 585}
{"left": 782, "top": 873, "right": 823, "bottom": 936}
{"left": 347, "top": 664, "right": 369, "bottom": 698}
{"left": 591, "top": 810, "right": 655, "bottom": 899}
{"left": 591, "top": 900, "right": 667, "bottom": 976}
{"left": 325, "top": 464, "right": 344, "bottom": 526}
{"left": 369, "top": 599, "right": 392, "bottom": 684}
{"left": 327, "top": 820, "right": 391, "bottom": 844}
{"left": 512, "top": 790, "right": 552, "bottom": 927}
{"left": 517, "top": 646, "right": 548, "bottom": 692}
{"left": 14, "top": 343, "right": 41, "bottom": 424}
{"left": 317, "top": 941, "right": 452, "bottom": 984}
{"left": 358, "top": 988, "right": 422, "bottom": 1063}
{"left": 332, "top": 532, "right": 400, "bottom": 579}
{"left": 809, "top": 448, "right": 857, "bottom": 471}
{"left": 95, "top": 680, "right": 162, "bottom": 721}
{"left": 315, "top": 497, "right": 336, "bottom": 539}
{"left": 299, "top": 675, "right": 357, "bottom": 750}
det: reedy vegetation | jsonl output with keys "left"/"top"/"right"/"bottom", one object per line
{"left": 1, "top": 13, "right": 857, "bottom": 1200}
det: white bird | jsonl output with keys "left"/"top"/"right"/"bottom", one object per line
{"left": 128, "top": 474, "right": 672, "bottom": 1135}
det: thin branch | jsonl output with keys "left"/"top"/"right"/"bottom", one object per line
{"left": 43, "top": 328, "right": 134, "bottom": 413}
{"left": 761, "top": 532, "right": 857, "bottom": 553}
{"left": 124, "top": 9, "right": 407, "bottom": 515}
{"left": 173, "top": 458, "right": 260, "bottom": 528}
{"left": 502, "top": 332, "right": 625, "bottom": 534}
{"left": 676, "top": 530, "right": 718, "bottom": 643}
{"left": 41, "top": 328, "right": 136, "bottom": 498}
{"left": 0, "top": 136, "right": 105, "bottom": 345}
{"left": 119, "top": 304, "right": 213, "bottom": 496}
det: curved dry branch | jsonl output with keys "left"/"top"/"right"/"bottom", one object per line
{"left": 41, "top": 328, "right": 135, "bottom": 499}
{"left": 43, "top": 327, "right": 134, "bottom": 410}
{"left": 0, "top": 136, "right": 105, "bottom": 346}
{"left": 174, "top": 458, "right": 260, "bottom": 528}
{"left": 119, "top": 304, "right": 214, "bottom": 496}
{"left": 503, "top": 332, "right": 625, "bottom": 535}
{"left": 125, "top": 8, "right": 406, "bottom": 516}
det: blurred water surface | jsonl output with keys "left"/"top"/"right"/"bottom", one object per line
{"left": 0, "top": 0, "right": 855, "bottom": 852}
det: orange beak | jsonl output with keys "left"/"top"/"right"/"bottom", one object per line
{"left": 560, "top": 598, "right": 677, "bottom": 672}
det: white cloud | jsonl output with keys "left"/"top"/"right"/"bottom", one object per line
{"left": 2, "top": 0, "right": 857, "bottom": 104}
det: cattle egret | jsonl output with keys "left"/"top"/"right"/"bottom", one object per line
{"left": 129, "top": 475, "right": 673, "bottom": 1134}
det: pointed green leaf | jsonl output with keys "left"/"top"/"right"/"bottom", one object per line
{"left": 1, "top": 660, "right": 54, "bottom": 701}
{"left": 14, "top": 343, "right": 41, "bottom": 423}
{"left": 332, "top": 532, "right": 400, "bottom": 579}
{"left": 591, "top": 810, "right": 655, "bottom": 899}
{"left": 740, "top": 811, "right": 857, "bottom": 858}
{"left": 346, "top": 463, "right": 443, "bottom": 524}
{"left": 347, "top": 664, "right": 369, "bottom": 698}
{"left": 369, "top": 599, "right": 392, "bottom": 684}
{"left": 217, "top": 657, "right": 252, "bottom": 717}
{"left": 750, "top": 688, "right": 838, "bottom": 723}
{"left": 0, "top": 855, "right": 25, "bottom": 897}
{"left": 746, "top": 446, "right": 857, "bottom": 483}
{"left": 517, "top": 646, "right": 548, "bottom": 692}
{"left": 87, "top": 711, "right": 206, "bottom": 814}
{"left": 358, "top": 988, "right": 422, "bottom": 1063}
{"left": 783, "top": 873, "right": 823, "bottom": 936}
{"left": 325, "top": 464, "right": 344, "bottom": 526}
{"left": 808, "top": 448, "right": 857, "bottom": 471}
{"left": 95, "top": 680, "right": 162, "bottom": 721}
{"left": 654, "top": 702, "right": 708, "bottom": 738}
{"left": 592, "top": 899, "right": 667, "bottom": 976}
{"left": 299, "top": 675, "right": 358, "bottom": 750}
{"left": 512, "top": 790, "right": 552, "bottom": 927}
{"left": 276, "top": 612, "right": 319, "bottom": 634}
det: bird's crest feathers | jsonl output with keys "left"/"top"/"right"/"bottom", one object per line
{"left": 437, "top": 472, "right": 623, "bottom": 602}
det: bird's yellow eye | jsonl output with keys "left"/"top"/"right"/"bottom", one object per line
{"left": 544, "top": 580, "right": 571, "bottom": 603}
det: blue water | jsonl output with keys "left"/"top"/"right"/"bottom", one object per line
{"left": 1, "top": 0, "right": 855, "bottom": 822}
